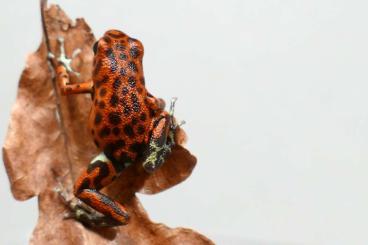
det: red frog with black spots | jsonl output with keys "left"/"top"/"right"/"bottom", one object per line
{"left": 55, "top": 29, "right": 181, "bottom": 226}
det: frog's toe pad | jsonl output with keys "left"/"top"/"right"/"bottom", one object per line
{"left": 62, "top": 202, "right": 126, "bottom": 227}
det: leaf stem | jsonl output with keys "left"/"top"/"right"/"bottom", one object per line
{"left": 40, "top": 0, "right": 75, "bottom": 182}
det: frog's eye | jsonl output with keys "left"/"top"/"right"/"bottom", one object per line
{"left": 92, "top": 41, "right": 98, "bottom": 54}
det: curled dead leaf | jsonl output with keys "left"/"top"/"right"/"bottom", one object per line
{"left": 2, "top": 2, "right": 213, "bottom": 245}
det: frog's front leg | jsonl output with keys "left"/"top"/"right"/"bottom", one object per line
{"left": 57, "top": 65, "right": 93, "bottom": 95}
{"left": 53, "top": 37, "right": 94, "bottom": 95}
{"left": 71, "top": 152, "right": 129, "bottom": 227}
{"left": 142, "top": 98, "right": 180, "bottom": 173}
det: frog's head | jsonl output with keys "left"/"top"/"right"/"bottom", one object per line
{"left": 92, "top": 29, "right": 144, "bottom": 70}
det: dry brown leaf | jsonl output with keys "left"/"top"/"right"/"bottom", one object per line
{"left": 2, "top": 3, "right": 213, "bottom": 245}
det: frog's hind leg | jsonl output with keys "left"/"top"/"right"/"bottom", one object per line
{"left": 71, "top": 152, "right": 129, "bottom": 227}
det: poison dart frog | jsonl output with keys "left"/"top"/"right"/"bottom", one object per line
{"left": 55, "top": 29, "right": 182, "bottom": 226}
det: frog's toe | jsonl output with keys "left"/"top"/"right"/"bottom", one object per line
{"left": 169, "top": 97, "right": 178, "bottom": 116}
{"left": 177, "top": 119, "right": 186, "bottom": 128}
{"left": 63, "top": 210, "right": 76, "bottom": 219}
{"left": 54, "top": 183, "right": 74, "bottom": 204}
{"left": 71, "top": 48, "right": 82, "bottom": 58}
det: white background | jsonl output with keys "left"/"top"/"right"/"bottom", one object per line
{"left": 1, "top": 0, "right": 368, "bottom": 244}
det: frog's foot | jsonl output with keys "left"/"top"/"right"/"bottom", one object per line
{"left": 49, "top": 37, "right": 81, "bottom": 76}
{"left": 54, "top": 180, "right": 74, "bottom": 204}
{"left": 54, "top": 182, "right": 82, "bottom": 217}
{"left": 54, "top": 183, "right": 122, "bottom": 227}
{"left": 169, "top": 97, "right": 177, "bottom": 117}
{"left": 64, "top": 202, "right": 122, "bottom": 227}
{"left": 168, "top": 97, "right": 185, "bottom": 130}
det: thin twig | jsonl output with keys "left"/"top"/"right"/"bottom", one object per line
{"left": 40, "top": 0, "right": 75, "bottom": 182}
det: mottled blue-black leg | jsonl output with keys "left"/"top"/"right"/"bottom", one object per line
{"left": 142, "top": 97, "right": 181, "bottom": 173}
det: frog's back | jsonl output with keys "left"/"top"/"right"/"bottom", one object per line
{"left": 89, "top": 30, "right": 155, "bottom": 163}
